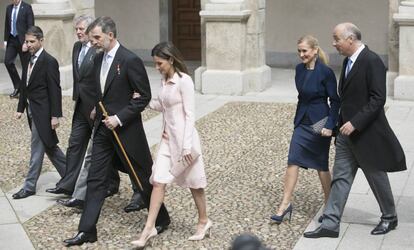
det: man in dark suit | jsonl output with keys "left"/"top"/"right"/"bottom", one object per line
{"left": 304, "top": 23, "right": 407, "bottom": 238}
{"left": 50, "top": 15, "right": 139, "bottom": 210}
{"left": 3, "top": 0, "right": 34, "bottom": 98}
{"left": 44, "top": 15, "right": 110, "bottom": 198}
{"left": 13, "top": 26, "right": 66, "bottom": 199}
{"left": 64, "top": 16, "right": 170, "bottom": 246}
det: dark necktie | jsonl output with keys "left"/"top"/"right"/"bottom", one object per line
{"left": 30, "top": 55, "right": 36, "bottom": 68}
{"left": 345, "top": 58, "right": 352, "bottom": 78}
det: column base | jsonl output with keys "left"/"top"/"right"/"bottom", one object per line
{"left": 387, "top": 71, "right": 398, "bottom": 97}
{"left": 394, "top": 75, "right": 414, "bottom": 101}
{"left": 200, "top": 65, "right": 271, "bottom": 95}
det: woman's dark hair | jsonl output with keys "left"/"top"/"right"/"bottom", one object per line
{"left": 151, "top": 42, "right": 189, "bottom": 77}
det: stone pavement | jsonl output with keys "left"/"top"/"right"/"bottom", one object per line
{"left": 0, "top": 63, "right": 413, "bottom": 249}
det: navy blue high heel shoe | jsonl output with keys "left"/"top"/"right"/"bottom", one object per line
{"left": 271, "top": 204, "right": 293, "bottom": 224}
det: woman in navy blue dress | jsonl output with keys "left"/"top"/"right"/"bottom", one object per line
{"left": 271, "top": 35, "right": 340, "bottom": 223}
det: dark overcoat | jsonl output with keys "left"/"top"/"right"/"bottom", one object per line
{"left": 72, "top": 41, "right": 98, "bottom": 126}
{"left": 338, "top": 46, "right": 406, "bottom": 172}
{"left": 93, "top": 45, "right": 153, "bottom": 174}
{"left": 17, "top": 50, "right": 62, "bottom": 148}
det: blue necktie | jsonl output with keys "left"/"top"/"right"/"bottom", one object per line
{"left": 345, "top": 58, "right": 352, "bottom": 78}
{"left": 11, "top": 6, "right": 18, "bottom": 36}
{"left": 78, "top": 45, "right": 86, "bottom": 69}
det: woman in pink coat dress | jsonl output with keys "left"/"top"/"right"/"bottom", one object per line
{"left": 131, "top": 42, "right": 211, "bottom": 248}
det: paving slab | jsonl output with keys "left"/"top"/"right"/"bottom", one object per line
{"left": 349, "top": 169, "right": 370, "bottom": 195}
{"left": 341, "top": 193, "right": 384, "bottom": 225}
{"left": 6, "top": 172, "right": 62, "bottom": 223}
{"left": 0, "top": 224, "right": 34, "bottom": 250}
{"left": 382, "top": 171, "right": 410, "bottom": 197}
{"left": 294, "top": 222, "right": 349, "bottom": 250}
{"left": 381, "top": 223, "right": 414, "bottom": 250}
{"left": 0, "top": 197, "right": 18, "bottom": 224}
{"left": 395, "top": 196, "right": 414, "bottom": 224}
{"left": 402, "top": 169, "right": 414, "bottom": 197}
{"left": 337, "top": 224, "right": 383, "bottom": 250}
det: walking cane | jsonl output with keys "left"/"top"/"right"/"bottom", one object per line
{"left": 98, "top": 101, "right": 143, "bottom": 191}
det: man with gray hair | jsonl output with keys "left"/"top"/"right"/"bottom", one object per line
{"left": 304, "top": 22, "right": 406, "bottom": 238}
{"left": 46, "top": 15, "right": 114, "bottom": 197}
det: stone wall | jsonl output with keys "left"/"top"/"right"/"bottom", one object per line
{"left": 95, "top": 0, "right": 159, "bottom": 62}
{"left": 265, "top": 0, "right": 389, "bottom": 68}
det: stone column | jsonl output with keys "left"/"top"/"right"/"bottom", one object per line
{"left": 31, "top": 0, "right": 75, "bottom": 90}
{"left": 195, "top": 0, "right": 271, "bottom": 95}
{"left": 393, "top": 0, "right": 414, "bottom": 100}
{"left": 70, "top": 0, "right": 95, "bottom": 17}
{"left": 387, "top": 0, "right": 399, "bottom": 97}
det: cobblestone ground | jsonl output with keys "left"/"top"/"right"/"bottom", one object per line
{"left": 5, "top": 101, "right": 335, "bottom": 249}
{"left": 0, "top": 95, "right": 158, "bottom": 191}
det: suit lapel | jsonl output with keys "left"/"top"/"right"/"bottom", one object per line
{"left": 78, "top": 47, "right": 95, "bottom": 77}
{"left": 338, "top": 59, "right": 347, "bottom": 95}
{"left": 96, "top": 53, "right": 104, "bottom": 97}
{"left": 16, "top": 2, "right": 25, "bottom": 23}
{"left": 73, "top": 43, "right": 81, "bottom": 78}
{"left": 28, "top": 51, "right": 45, "bottom": 86}
{"left": 103, "top": 47, "right": 123, "bottom": 95}
{"left": 340, "top": 47, "right": 368, "bottom": 94}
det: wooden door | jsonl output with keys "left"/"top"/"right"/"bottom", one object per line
{"left": 172, "top": 0, "right": 201, "bottom": 60}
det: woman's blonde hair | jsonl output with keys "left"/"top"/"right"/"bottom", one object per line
{"left": 297, "top": 35, "right": 329, "bottom": 65}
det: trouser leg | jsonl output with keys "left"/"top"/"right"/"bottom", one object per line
{"left": 321, "top": 135, "right": 359, "bottom": 231}
{"left": 362, "top": 168, "right": 397, "bottom": 221}
{"left": 23, "top": 120, "right": 46, "bottom": 192}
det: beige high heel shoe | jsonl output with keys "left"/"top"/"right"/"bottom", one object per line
{"left": 131, "top": 227, "right": 157, "bottom": 248}
{"left": 188, "top": 219, "right": 213, "bottom": 241}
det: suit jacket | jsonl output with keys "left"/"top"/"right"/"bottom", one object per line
{"left": 72, "top": 41, "right": 98, "bottom": 126}
{"left": 94, "top": 44, "right": 152, "bottom": 170}
{"left": 4, "top": 1, "right": 34, "bottom": 44}
{"left": 338, "top": 46, "right": 406, "bottom": 172}
{"left": 17, "top": 49, "right": 62, "bottom": 148}
{"left": 293, "top": 59, "right": 340, "bottom": 130}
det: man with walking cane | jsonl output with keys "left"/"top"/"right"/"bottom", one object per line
{"left": 63, "top": 16, "right": 170, "bottom": 246}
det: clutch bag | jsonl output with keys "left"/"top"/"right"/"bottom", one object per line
{"left": 170, "top": 147, "right": 200, "bottom": 177}
{"left": 311, "top": 116, "right": 328, "bottom": 134}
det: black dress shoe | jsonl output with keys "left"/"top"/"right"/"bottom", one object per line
{"left": 371, "top": 219, "right": 398, "bottom": 235}
{"left": 45, "top": 187, "right": 72, "bottom": 195}
{"left": 156, "top": 221, "right": 171, "bottom": 234}
{"left": 105, "top": 189, "right": 118, "bottom": 198}
{"left": 9, "top": 89, "right": 19, "bottom": 99}
{"left": 303, "top": 226, "right": 339, "bottom": 238}
{"left": 124, "top": 201, "right": 146, "bottom": 213}
{"left": 57, "top": 198, "right": 84, "bottom": 209}
{"left": 63, "top": 231, "right": 97, "bottom": 246}
{"left": 12, "top": 189, "right": 35, "bottom": 199}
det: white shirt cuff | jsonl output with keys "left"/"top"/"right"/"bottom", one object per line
{"left": 114, "top": 115, "right": 123, "bottom": 127}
